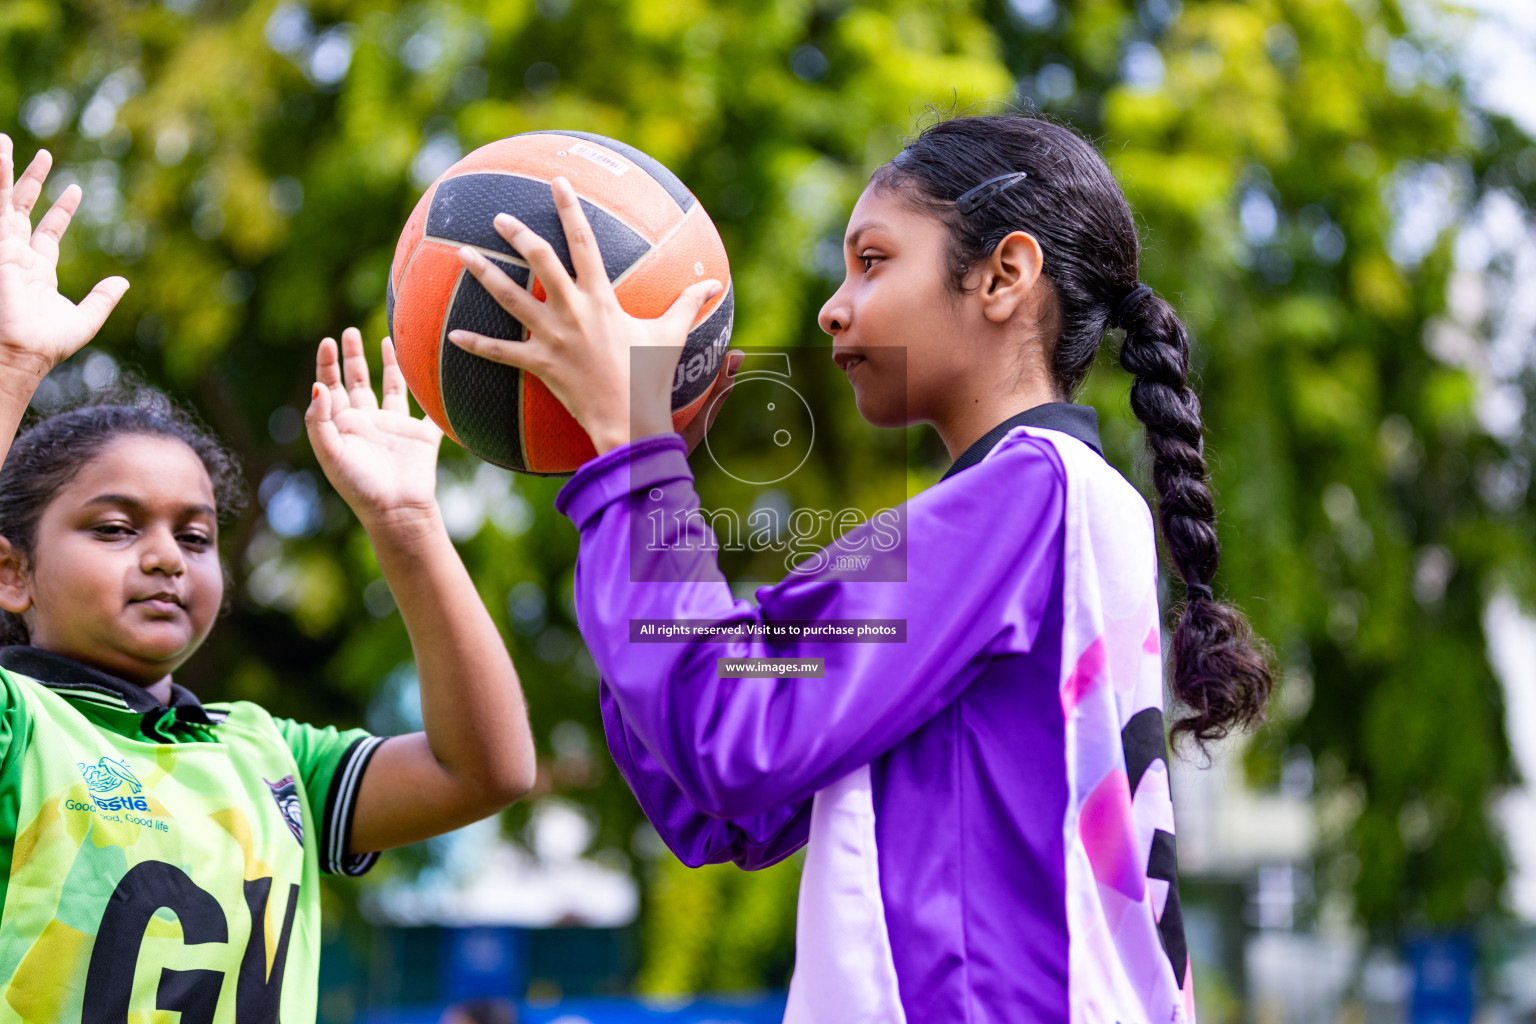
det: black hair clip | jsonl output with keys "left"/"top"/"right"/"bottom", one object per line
{"left": 1185, "top": 582, "right": 1214, "bottom": 602}
{"left": 954, "top": 171, "right": 1029, "bottom": 215}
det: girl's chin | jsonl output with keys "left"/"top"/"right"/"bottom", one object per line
{"left": 103, "top": 630, "right": 206, "bottom": 678}
{"left": 851, "top": 388, "right": 910, "bottom": 429}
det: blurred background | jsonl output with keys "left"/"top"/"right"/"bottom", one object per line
{"left": 3, "top": 0, "right": 1536, "bottom": 1020}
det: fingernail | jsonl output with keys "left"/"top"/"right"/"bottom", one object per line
{"left": 458, "top": 245, "right": 480, "bottom": 262}
{"left": 311, "top": 383, "right": 322, "bottom": 399}
{"left": 728, "top": 352, "right": 743, "bottom": 376}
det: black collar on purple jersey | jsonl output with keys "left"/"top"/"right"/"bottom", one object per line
{"left": 941, "top": 402, "right": 1104, "bottom": 483}
{"left": 0, "top": 645, "right": 215, "bottom": 723}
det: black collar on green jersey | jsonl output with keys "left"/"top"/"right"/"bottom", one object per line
{"left": 0, "top": 645, "right": 217, "bottom": 724}
{"left": 941, "top": 402, "right": 1104, "bottom": 483}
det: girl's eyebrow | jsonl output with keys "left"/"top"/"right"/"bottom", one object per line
{"left": 845, "top": 222, "right": 891, "bottom": 249}
{"left": 83, "top": 494, "right": 217, "bottom": 517}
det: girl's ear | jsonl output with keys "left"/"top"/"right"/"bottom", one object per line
{"left": 978, "top": 230, "right": 1046, "bottom": 324}
{"left": 0, "top": 538, "right": 32, "bottom": 615}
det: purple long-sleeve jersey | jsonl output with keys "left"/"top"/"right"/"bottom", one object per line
{"left": 555, "top": 405, "right": 1196, "bottom": 1024}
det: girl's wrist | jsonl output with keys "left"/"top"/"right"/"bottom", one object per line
{"left": 0, "top": 354, "right": 50, "bottom": 397}
{"left": 586, "top": 393, "right": 673, "bottom": 455}
{"left": 589, "top": 420, "right": 677, "bottom": 455}
{"left": 588, "top": 427, "right": 630, "bottom": 456}
{"left": 358, "top": 502, "right": 446, "bottom": 549}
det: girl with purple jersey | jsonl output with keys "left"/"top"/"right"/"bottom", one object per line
{"left": 450, "top": 114, "right": 1272, "bottom": 1024}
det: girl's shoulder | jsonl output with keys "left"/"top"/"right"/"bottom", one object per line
{"left": 986, "top": 424, "right": 1075, "bottom": 473}
{"left": 922, "top": 426, "right": 1073, "bottom": 515}
{"left": 988, "top": 425, "right": 1152, "bottom": 521}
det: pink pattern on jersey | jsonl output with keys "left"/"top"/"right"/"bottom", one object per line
{"left": 1080, "top": 769, "right": 1143, "bottom": 899}
{"left": 1061, "top": 637, "right": 1106, "bottom": 715}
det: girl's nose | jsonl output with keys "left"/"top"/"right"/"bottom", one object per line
{"left": 140, "top": 528, "right": 185, "bottom": 576}
{"left": 818, "top": 284, "right": 851, "bottom": 336}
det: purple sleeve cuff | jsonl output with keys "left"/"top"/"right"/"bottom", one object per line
{"left": 555, "top": 432, "right": 692, "bottom": 530}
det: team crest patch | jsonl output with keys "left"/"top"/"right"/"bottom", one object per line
{"left": 265, "top": 775, "right": 304, "bottom": 845}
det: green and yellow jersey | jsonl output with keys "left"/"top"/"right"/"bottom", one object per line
{"left": 0, "top": 646, "right": 383, "bottom": 1023}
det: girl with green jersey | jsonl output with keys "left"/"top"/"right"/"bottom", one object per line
{"left": 0, "top": 135, "right": 536, "bottom": 1022}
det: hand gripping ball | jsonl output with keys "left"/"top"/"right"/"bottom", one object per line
{"left": 387, "top": 131, "right": 734, "bottom": 475}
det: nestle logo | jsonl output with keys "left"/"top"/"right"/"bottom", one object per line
{"left": 77, "top": 756, "right": 151, "bottom": 813}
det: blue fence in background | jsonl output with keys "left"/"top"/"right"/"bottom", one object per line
{"left": 1407, "top": 932, "right": 1476, "bottom": 1024}
{"left": 360, "top": 993, "right": 788, "bottom": 1024}
{"left": 325, "top": 925, "right": 788, "bottom": 1024}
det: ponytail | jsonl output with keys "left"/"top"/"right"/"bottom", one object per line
{"left": 875, "top": 112, "right": 1273, "bottom": 750}
{"left": 1114, "top": 288, "right": 1272, "bottom": 747}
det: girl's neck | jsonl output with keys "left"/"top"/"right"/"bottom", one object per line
{"left": 935, "top": 382, "right": 1060, "bottom": 462}
{"left": 143, "top": 676, "right": 174, "bottom": 707}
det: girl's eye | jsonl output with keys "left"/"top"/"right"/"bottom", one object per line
{"left": 859, "top": 253, "right": 884, "bottom": 272}
{"left": 92, "top": 524, "right": 133, "bottom": 539}
{"left": 179, "top": 532, "right": 214, "bottom": 550}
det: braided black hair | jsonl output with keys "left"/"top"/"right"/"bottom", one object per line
{"left": 874, "top": 113, "right": 1272, "bottom": 748}
{"left": 0, "top": 386, "right": 246, "bottom": 646}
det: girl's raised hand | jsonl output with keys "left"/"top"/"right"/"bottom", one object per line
{"left": 306, "top": 328, "right": 444, "bottom": 529}
{"left": 0, "top": 135, "right": 128, "bottom": 381}
{"left": 448, "top": 176, "right": 722, "bottom": 455}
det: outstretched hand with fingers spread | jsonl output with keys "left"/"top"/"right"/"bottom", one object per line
{"left": 0, "top": 134, "right": 129, "bottom": 380}
{"left": 448, "top": 175, "right": 731, "bottom": 456}
{"left": 306, "top": 328, "right": 444, "bottom": 528}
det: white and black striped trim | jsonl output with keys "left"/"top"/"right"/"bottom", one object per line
{"left": 0, "top": 647, "right": 224, "bottom": 726}
{"left": 33, "top": 683, "right": 131, "bottom": 711}
{"left": 320, "top": 734, "right": 386, "bottom": 876}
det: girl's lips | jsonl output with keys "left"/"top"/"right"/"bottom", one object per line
{"left": 832, "top": 349, "right": 866, "bottom": 372}
{"left": 133, "top": 597, "right": 182, "bottom": 615}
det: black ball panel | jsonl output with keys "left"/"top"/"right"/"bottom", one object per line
{"left": 445, "top": 258, "right": 529, "bottom": 344}
{"left": 441, "top": 345, "right": 523, "bottom": 470}
{"left": 673, "top": 282, "right": 735, "bottom": 406}
{"left": 425, "top": 174, "right": 650, "bottom": 283}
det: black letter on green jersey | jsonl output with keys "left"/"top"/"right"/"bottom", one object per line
{"left": 157, "top": 970, "right": 223, "bottom": 1024}
{"left": 84, "top": 861, "right": 229, "bottom": 1024}
{"left": 236, "top": 877, "right": 300, "bottom": 1022}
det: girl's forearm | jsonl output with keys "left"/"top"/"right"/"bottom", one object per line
{"left": 0, "top": 363, "right": 45, "bottom": 469}
{"left": 364, "top": 508, "right": 535, "bottom": 798}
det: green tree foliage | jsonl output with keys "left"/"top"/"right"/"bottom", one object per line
{"left": 0, "top": 0, "right": 1531, "bottom": 996}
